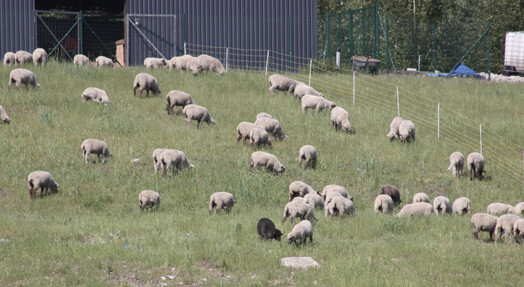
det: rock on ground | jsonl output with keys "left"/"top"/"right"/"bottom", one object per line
{"left": 281, "top": 257, "right": 320, "bottom": 269}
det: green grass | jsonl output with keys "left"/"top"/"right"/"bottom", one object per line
{"left": 1, "top": 62, "right": 523, "bottom": 286}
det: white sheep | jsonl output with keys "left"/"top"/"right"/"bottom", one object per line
{"left": 282, "top": 200, "right": 317, "bottom": 224}
{"left": 174, "top": 54, "right": 199, "bottom": 74}
{"left": 494, "top": 214, "right": 522, "bottom": 242}
{"left": 486, "top": 203, "right": 514, "bottom": 215}
{"left": 256, "top": 112, "right": 273, "bottom": 120}
{"left": 183, "top": 104, "right": 216, "bottom": 128}
{"left": 433, "top": 196, "right": 452, "bottom": 214}
{"left": 74, "top": 54, "right": 90, "bottom": 66}
{"left": 268, "top": 74, "right": 300, "bottom": 96}
{"left": 288, "top": 181, "right": 317, "bottom": 202}
{"left": 325, "top": 196, "right": 354, "bottom": 216}
{"left": 159, "top": 149, "right": 195, "bottom": 174}
{"left": 330, "top": 107, "right": 354, "bottom": 133}
{"left": 27, "top": 171, "right": 58, "bottom": 199}
{"left": 81, "top": 87, "right": 111, "bottom": 106}
{"left": 81, "top": 139, "right": 112, "bottom": 164}
{"left": 301, "top": 95, "right": 336, "bottom": 114}
{"left": 138, "top": 190, "right": 161, "bottom": 211}
{"left": 513, "top": 202, "right": 524, "bottom": 215}
{"left": 254, "top": 117, "right": 286, "bottom": 140}
{"left": 166, "top": 90, "right": 194, "bottom": 115}
{"left": 413, "top": 192, "right": 430, "bottom": 203}
{"left": 303, "top": 193, "right": 324, "bottom": 209}
{"left": 294, "top": 83, "right": 323, "bottom": 99}
{"left": 250, "top": 151, "right": 285, "bottom": 174}
{"left": 209, "top": 192, "right": 236, "bottom": 214}
{"left": 3, "top": 52, "right": 15, "bottom": 66}
{"left": 133, "top": 73, "right": 161, "bottom": 97}
{"left": 32, "top": 48, "right": 48, "bottom": 66}
{"left": 467, "top": 152, "right": 485, "bottom": 180}
{"left": 321, "top": 185, "right": 351, "bottom": 202}
{"left": 397, "top": 202, "right": 433, "bottom": 217}
{"left": 298, "top": 145, "right": 317, "bottom": 169}
{"left": 236, "top": 122, "right": 263, "bottom": 145}
{"left": 0, "top": 104, "right": 11, "bottom": 124}
{"left": 153, "top": 148, "right": 172, "bottom": 173}
{"left": 513, "top": 219, "right": 524, "bottom": 243}
{"left": 144, "top": 57, "right": 166, "bottom": 69}
{"left": 374, "top": 194, "right": 394, "bottom": 214}
{"left": 197, "top": 54, "right": 226, "bottom": 74}
{"left": 471, "top": 213, "right": 498, "bottom": 240}
{"left": 287, "top": 220, "right": 313, "bottom": 245}
{"left": 8, "top": 68, "right": 40, "bottom": 90}
{"left": 452, "top": 197, "right": 471, "bottom": 215}
{"left": 387, "top": 117, "right": 403, "bottom": 141}
{"left": 448, "top": 152, "right": 465, "bottom": 177}
{"left": 249, "top": 127, "right": 272, "bottom": 148}
{"left": 398, "top": 120, "right": 415, "bottom": 142}
{"left": 15, "top": 50, "right": 33, "bottom": 65}
{"left": 96, "top": 55, "right": 114, "bottom": 67}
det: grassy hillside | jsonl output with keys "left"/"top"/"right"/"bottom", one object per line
{"left": 0, "top": 63, "right": 523, "bottom": 286}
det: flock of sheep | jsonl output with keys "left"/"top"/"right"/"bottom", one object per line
{"left": 3, "top": 48, "right": 523, "bottom": 246}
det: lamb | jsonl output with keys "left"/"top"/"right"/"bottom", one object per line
{"left": 32, "top": 48, "right": 48, "bottom": 66}
{"left": 294, "top": 83, "right": 323, "bottom": 100}
{"left": 257, "top": 218, "right": 283, "bottom": 241}
{"left": 487, "top": 203, "right": 514, "bottom": 215}
{"left": 96, "top": 55, "right": 114, "bottom": 67}
{"left": 413, "top": 192, "right": 430, "bottom": 203}
{"left": 433, "top": 196, "right": 452, "bottom": 214}
{"left": 183, "top": 104, "right": 216, "bottom": 128}
{"left": 256, "top": 112, "right": 273, "bottom": 120}
{"left": 447, "top": 152, "right": 465, "bottom": 177}
{"left": 250, "top": 151, "right": 285, "bottom": 174}
{"left": 15, "top": 50, "right": 33, "bottom": 65}
{"left": 387, "top": 117, "right": 403, "bottom": 141}
{"left": 325, "top": 196, "right": 354, "bottom": 216}
{"left": 197, "top": 54, "right": 226, "bottom": 74}
{"left": 398, "top": 120, "right": 415, "bottom": 142}
{"left": 144, "top": 57, "right": 166, "bottom": 69}
{"left": 237, "top": 122, "right": 264, "bottom": 145}
{"left": 133, "top": 73, "right": 161, "bottom": 97}
{"left": 81, "top": 87, "right": 111, "bottom": 106}
{"left": 268, "top": 74, "right": 300, "bottom": 96}
{"left": 288, "top": 181, "right": 317, "bottom": 202}
{"left": 138, "top": 190, "right": 161, "bottom": 211}
{"left": 74, "top": 54, "right": 90, "bottom": 66}
{"left": 3, "top": 52, "right": 15, "bottom": 66}
{"left": 209, "top": 192, "right": 236, "bottom": 214}
{"left": 330, "top": 107, "right": 354, "bottom": 133}
{"left": 81, "top": 139, "right": 112, "bottom": 164}
{"left": 173, "top": 54, "right": 199, "bottom": 75}
{"left": 166, "top": 90, "right": 194, "bottom": 115}
{"left": 321, "top": 185, "right": 352, "bottom": 202}
{"left": 152, "top": 148, "right": 171, "bottom": 173}
{"left": 467, "top": 152, "right": 485, "bottom": 180}
{"left": 513, "top": 219, "right": 524, "bottom": 243}
{"left": 249, "top": 127, "right": 272, "bottom": 148}
{"left": 287, "top": 220, "right": 313, "bottom": 246}
{"left": 303, "top": 193, "right": 324, "bottom": 209}
{"left": 471, "top": 213, "right": 498, "bottom": 240}
{"left": 301, "top": 95, "right": 336, "bottom": 114}
{"left": 397, "top": 202, "right": 434, "bottom": 217}
{"left": 374, "top": 194, "right": 394, "bottom": 214}
{"left": 452, "top": 197, "right": 471, "bottom": 215}
{"left": 379, "top": 185, "right": 402, "bottom": 205}
{"left": 494, "top": 214, "right": 522, "bottom": 242}
{"left": 0, "top": 105, "right": 11, "bottom": 124}
{"left": 159, "top": 150, "right": 195, "bottom": 174}
{"left": 282, "top": 199, "right": 317, "bottom": 224}
{"left": 8, "top": 68, "right": 40, "bottom": 90}
{"left": 27, "top": 171, "right": 58, "bottom": 199}
{"left": 298, "top": 145, "right": 317, "bottom": 169}
{"left": 254, "top": 117, "right": 286, "bottom": 140}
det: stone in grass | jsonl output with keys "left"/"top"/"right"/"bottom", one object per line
{"left": 281, "top": 257, "right": 319, "bottom": 269}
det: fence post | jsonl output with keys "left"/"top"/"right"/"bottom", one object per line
{"left": 432, "top": 23, "right": 436, "bottom": 71}
{"left": 480, "top": 124, "right": 483, "bottom": 155}
{"left": 353, "top": 71, "right": 356, "bottom": 106}
{"left": 437, "top": 102, "right": 440, "bottom": 140}
{"left": 78, "top": 10, "right": 83, "bottom": 55}
{"left": 184, "top": 42, "right": 186, "bottom": 55}
{"left": 326, "top": 15, "right": 330, "bottom": 58}
{"left": 225, "top": 47, "right": 229, "bottom": 72}
{"left": 265, "top": 50, "right": 270, "bottom": 76}
{"left": 396, "top": 86, "right": 400, "bottom": 117}
{"left": 308, "top": 59, "right": 312, "bottom": 86}
{"left": 418, "top": 55, "right": 421, "bottom": 71}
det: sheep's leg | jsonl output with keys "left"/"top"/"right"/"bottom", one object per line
{"left": 139, "top": 87, "right": 144, "bottom": 97}
{"left": 489, "top": 231, "right": 494, "bottom": 241}
{"left": 302, "top": 107, "right": 307, "bottom": 114}
{"left": 243, "top": 136, "right": 247, "bottom": 145}
{"left": 236, "top": 134, "right": 242, "bottom": 144}
{"left": 269, "top": 86, "right": 274, "bottom": 95}
{"left": 84, "top": 151, "right": 90, "bottom": 164}
{"left": 133, "top": 85, "right": 137, "bottom": 96}
{"left": 298, "top": 157, "right": 303, "bottom": 168}
{"left": 473, "top": 230, "right": 479, "bottom": 240}
{"left": 309, "top": 234, "right": 313, "bottom": 243}
{"left": 196, "top": 120, "right": 201, "bottom": 129}
{"left": 311, "top": 159, "right": 316, "bottom": 169}
{"left": 215, "top": 204, "right": 222, "bottom": 214}
{"left": 103, "top": 155, "right": 107, "bottom": 165}
{"left": 250, "top": 161, "right": 256, "bottom": 171}
{"left": 97, "top": 154, "right": 101, "bottom": 162}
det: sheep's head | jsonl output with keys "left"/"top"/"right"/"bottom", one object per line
{"left": 273, "top": 229, "right": 283, "bottom": 241}
{"left": 161, "top": 58, "right": 167, "bottom": 65}
{"left": 329, "top": 102, "right": 337, "bottom": 109}
{"left": 287, "top": 234, "right": 297, "bottom": 244}
{"left": 3, "top": 117, "right": 10, "bottom": 124}
{"left": 343, "top": 123, "right": 353, "bottom": 133}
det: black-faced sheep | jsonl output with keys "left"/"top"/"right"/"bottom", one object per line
{"left": 301, "top": 95, "right": 336, "bottom": 114}
{"left": 397, "top": 202, "right": 433, "bottom": 217}
{"left": 398, "top": 120, "right": 415, "bottom": 142}
{"left": 0, "top": 104, "right": 11, "bottom": 124}
{"left": 433, "top": 196, "right": 452, "bottom": 214}
{"left": 287, "top": 220, "right": 313, "bottom": 246}
{"left": 209, "top": 192, "right": 236, "bottom": 214}
{"left": 294, "top": 83, "right": 323, "bottom": 100}
{"left": 452, "top": 197, "right": 471, "bottom": 215}
{"left": 133, "top": 73, "right": 161, "bottom": 97}
{"left": 288, "top": 181, "right": 317, "bottom": 202}
{"left": 471, "top": 213, "right": 498, "bottom": 240}
{"left": 298, "top": 145, "right": 317, "bottom": 169}
{"left": 32, "top": 48, "right": 47, "bottom": 66}
{"left": 374, "top": 194, "right": 394, "bottom": 214}
{"left": 74, "top": 54, "right": 90, "bottom": 66}
{"left": 254, "top": 117, "right": 286, "bottom": 140}
{"left": 448, "top": 152, "right": 465, "bottom": 177}
{"left": 250, "top": 151, "right": 285, "bottom": 174}
{"left": 268, "top": 74, "right": 300, "bottom": 96}
{"left": 387, "top": 117, "right": 403, "bottom": 141}
{"left": 3, "top": 52, "right": 15, "bottom": 66}
{"left": 330, "top": 107, "right": 354, "bottom": 133}
{"left": 379, "top": 185, "right": 402, "bottom": 205}
{"left": 81, "top": 139, "right": 112, "bottom": 164}
{"left": 257, "top": 218, "right": 283, "bottom": 241}
{"left": 15, "top": 50, "right": 33, "bottom": 65}
{"left": 139, "top": 190, "right": 161, "bottom": 211}
{"left": 27, "top": 171, "right": 58, "bottom": 199}
{"left": 183, "top": 104, "right": 216, "bottom": 128}
{"left": 166, "top": 90, "right": 194, "bottom": 115}
{"left": 494, "top": 214, "right": 521, "bottom": 242}
{"left": 467, "top": 152, "right": 484, "bottom": 180}
{"left": 8, "top": 68, "right": 40, "bottom": 90}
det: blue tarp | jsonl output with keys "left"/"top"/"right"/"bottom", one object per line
{"left": 426, "top": 63, "right": 486, "bottom": 79}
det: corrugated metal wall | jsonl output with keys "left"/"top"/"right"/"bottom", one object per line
{"left": 0, "top": 0, "right": 36, "bottom": 58}
{"left": 126, "top": 0, "right": 317, "bottom": 67}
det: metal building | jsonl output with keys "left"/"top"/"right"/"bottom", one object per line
{"left": 0, "top": 0, "right": 36, "bottom": 58}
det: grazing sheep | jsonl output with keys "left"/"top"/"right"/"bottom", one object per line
{"left": 3, "top": 52, "right": 15, "bottom": 66}
{"left": 166, "top": 90, "right": 194, "bottom": 115}
{"left": 513, "top": 219, "right": 524, "bottom": 243}
{"left": 379, "top": 185, "right": 402, "bottom": 205}
{"left": 387, "top": 117, "right": 403, "bottom": 141}
{"left": 513, "top": 202, "right": 524, "bottom": 215}
{"left": 287, "top": 220, "right": 313, "bottom": 246}
{"left": 433, "top": 196, "right": 452, "bottom": 214}
{"left": 81, "top": 87, "right": 111, "bottom": 106}
{"left": 152, "top": 148, "right": 174, "bottom": 173}
{"left": 294, "top": 83, "right": 323, "bottom": 99}
{"left": 268, "top": 74, "right": 300, "bottom": 96}
{"left": 254, "top": 117, "right": 286, "bottom": 140}
{"left": 397, "top": 202, "right": 433, "bottom": 217}
{"left": 0, "top": 105, "right": 11, "bottom": 124}
{"left": 183, "top": 104, "right": 216, "bottom": 128}
{"left": 197, "top": 54, "right": 226, "bottom": 74}
{"left": 249, "top": 127, "right": 272, "bottom": 149}
{"left": 413, "top": 192, "right": 430, "bottom": 203}
{"left": 467, "top": 152, "right": 485, "bottom": 180}
{"left": 374, "top": 194, "right": 394, "bottom": 214}
{"left": 471, "top": 213, "right": 498, "bottom": 240}
{"left": 487, "top": 203, "right": 514, "bottom": 215}
{"left": 448, "top": 152, "right": 465, "bottom": 177}
{"left": 250, "top": 151, "right": 285, "bottom": 174}
{"left": 303, "top": 193, "right": 324, "bottom": 209}
{"left": 133, "top": 73, "right": 161, "bottom": 97}
{"left": 298, "top": 145, "right": 317, "bottom": 169}
{"left": 321, "top": 185, "right": 351, "bottom": 202}
{"left": 289, "top": 181, "right": 317, "bottom": 202}
{"left": 144, "top": 57, "right": 166, "bottom": 69}
{"left": 398, "top": 120, "right": 415, "bottom": 142}
{"left": 159, "top": 150, "right": 195, "bottom": 174}
{"left": 175, "top": 54, "right": 199, "bottom": 75}
{"left": 301, "top": 95, "right": 336, "bottom": 114}
{"left": 494, "top": 214, "right": 522, "bottom": 242}
{"left": 209, "top": 192, "right": 236, "bottom": 214}
{"left": 331, "top": 107, "right": 354, "bottom": 133}
{"left": 15, "top": 50, "right": 33, "bottom": 65}
{"left": 237, "top": 122, "right": 263, "bottom": 145}
{"left": 96, "top": 55, "right": 114, "bottom": 67}
{"left": 282, "top": 199, "right": 318, "bottom": 224}
{"left": 8, "top": 68, "right": 40, "bottom": 90}
{"left": 325, "top": 196, "right": 354, "bottom": 216}
{"left": 257, "top": 218, "right": 283, "bottom": 241}
{"left": 81, "top": 139, "right": 112, "bottom": 164}
{"left": 452, "top": 197, "right": 472, "bottom": 215}
{"left": 32, "top": 48, "right": 47, "bottom": 66}
{"left": 74, "top": 54, "right": 90, "bottom": 66}
{"left": 27, "top": 171, "right": 58, "bottom": 199}
{"left": 256, "top": 112, "right": 273, "bottom": 120}
{"left": 138, "top": 190, "right": 161, "bottom": 211}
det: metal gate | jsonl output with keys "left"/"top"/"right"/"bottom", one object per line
{"left": 126, "top": 14, "right": 176, "bottom": 66}
{"left": 35, "top": 10, "right": 80, "bottom": 61}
